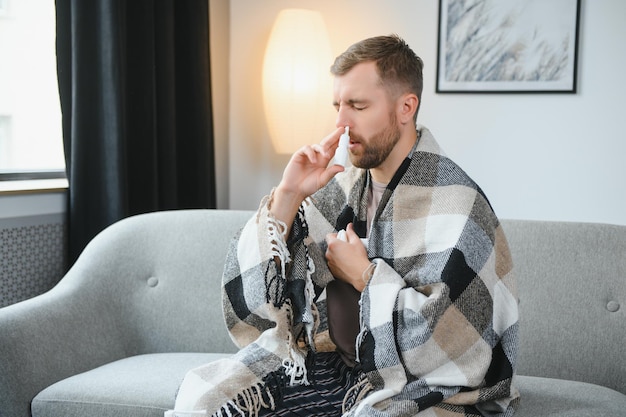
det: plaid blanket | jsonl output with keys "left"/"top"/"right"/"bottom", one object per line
{"left": 172, "top": 126, "right": 520, "bottom": 416}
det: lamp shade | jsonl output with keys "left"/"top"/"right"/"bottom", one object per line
{"left": 262, "top": 9, "right": 334, "bottom": 154}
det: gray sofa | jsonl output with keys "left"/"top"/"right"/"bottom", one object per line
{"left": 1, "top": 209, "right": 625, "bottom": 417}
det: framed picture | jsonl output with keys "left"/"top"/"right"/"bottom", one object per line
{"left": 436, "top": 0, "right": 581, "bottom": 93}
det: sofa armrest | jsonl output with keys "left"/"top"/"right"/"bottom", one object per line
{"left": 0, "top": 209, "right": 254, "bottom": 417}
{"left": 0, "top": 272, "right": 127, "bottom": 417}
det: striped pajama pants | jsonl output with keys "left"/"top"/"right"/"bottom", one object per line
{"left": 257, "top": 351, "right": 356, "bottom": 416}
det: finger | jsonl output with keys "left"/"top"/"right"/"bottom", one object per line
{"left": 298, "top": 144, "right": 319, "bottom": 164}
{"left": 310, "top": 143, "right": 326, "bottom": 160}
{"left": 309, "top": 143, "right": 335, "bottom": 165}
{"left": 320, "top": 127, "right": 346, "bottom": 151}
{"left": 325, "top": 231, "right": 339, "bottom": 244}
{"left": 318, "top": 165, "right": 344, "bottom": 187}
{"left": 345, "top": 223, "right": 357, "bottom": 242}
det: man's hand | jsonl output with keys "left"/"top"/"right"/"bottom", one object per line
{"left": 271, "top": 127, "right": 346, "bottom": 231}
{"left": 325, "top": 223, "right": 371, "bottom": 292}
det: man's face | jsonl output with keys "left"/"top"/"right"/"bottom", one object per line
{"left": 333, "top": 61, "right": 400, "bottom": 169}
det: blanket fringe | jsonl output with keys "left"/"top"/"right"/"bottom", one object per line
{"left": 282, "top": 351, "right": 309, "bottom": 386}
{"left": 296, "top": 203, "right": 318, "bottom": 346}
{"left": 210, "top": 381, "right": 278, "bottom": 417}
{"left": 266, "top": 215, "right": 290, "bottom": 278}
{"left": 342, "top": 373, "right": 374, "bottom": 414}
{"left": 265, "top": 212, "right": 290, "bottom": 306}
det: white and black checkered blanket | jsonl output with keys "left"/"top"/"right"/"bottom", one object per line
{"left": 172, "top": 126, "right": 520, "bottom": 417}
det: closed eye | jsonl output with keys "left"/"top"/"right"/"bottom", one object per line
{"left": 332, "top": 100, "right": 368, "bottom": 112}
{"left": 348, "top": 99, "right": 368, "bottom": 111}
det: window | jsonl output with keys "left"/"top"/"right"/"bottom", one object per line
{"left": 0, "top": 0, "right": 8, "bottom": 17}
{"left": 0, "top": 0, "right": 65, "bottom": 178}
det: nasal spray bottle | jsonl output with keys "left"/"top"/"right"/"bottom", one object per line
{"left": 334, "top": 126, "right": 350, "bottom": 167}
{"left": 335, "top": 126, "right": 350, "bottom": 242}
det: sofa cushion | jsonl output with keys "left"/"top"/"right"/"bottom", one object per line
{"left": 31, "top": 354, "right": 626, "bottom": 417}
{"left": 31, "top": 353, "right": 229, "bottom": 417}
{"left": 515, "top": 375, "right": 626, "bottom": 417}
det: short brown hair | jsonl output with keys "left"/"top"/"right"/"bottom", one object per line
{"left": 330, "top": 34, "right": 424, "bottom": 120}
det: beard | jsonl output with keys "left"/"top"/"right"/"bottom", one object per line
{"left": 350, "top": 113, "right": 401, "bottom": 169}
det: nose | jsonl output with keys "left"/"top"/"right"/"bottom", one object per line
{"left": 335, "top": 105, "right": 351, "bottom": 129}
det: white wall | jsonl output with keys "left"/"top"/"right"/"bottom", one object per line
{"left": 227, "top": 0, "right": 626, "bottom": 226}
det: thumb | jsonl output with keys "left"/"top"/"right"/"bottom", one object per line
{"left": 345, "top": 223, "right": 358, "bottom": 242}
{"left": 319, "top": 165, "right": 345, "bottom": 188}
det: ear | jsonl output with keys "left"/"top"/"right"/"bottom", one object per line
{"left": 397, "top": 93, "right": 419, "bottom": 125}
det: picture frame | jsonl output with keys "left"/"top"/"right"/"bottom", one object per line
{"left": 436, "top": 0, "right": 581, "bottom": 93}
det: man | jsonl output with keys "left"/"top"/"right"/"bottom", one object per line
{"left": 171, "top": 34, "right": 519, "bottom": 417}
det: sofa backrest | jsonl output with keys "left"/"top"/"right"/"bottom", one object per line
{"left": 109, "top": 211, "right": 621, "bottom": 394}
{"left": 48, "top": 210, "right": 625, "bottom": 394}
{"left": 502, "top": 219, "right": 626, "bottom": 395}
{"left": 58, "top": 209, "right": 255, "bottom": 356}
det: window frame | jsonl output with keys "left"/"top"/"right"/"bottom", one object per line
{"left": 0, "top": 170, "right": 66, "bottom": 181}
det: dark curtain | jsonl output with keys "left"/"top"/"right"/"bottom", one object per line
{"left": 56, "top": 0, "right": 216, "bottom": 265}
